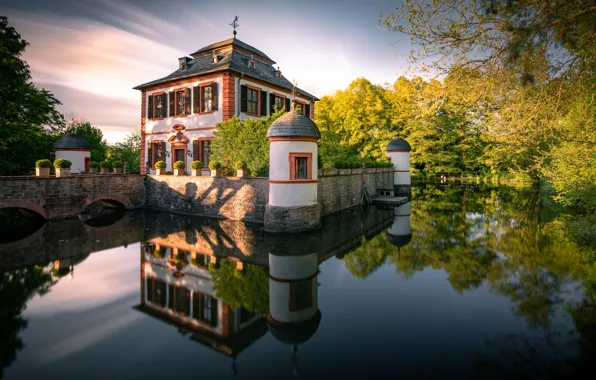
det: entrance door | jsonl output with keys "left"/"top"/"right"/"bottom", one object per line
{"left": 84, "top": 157, "right": 90, "bottom": 173}
{"left": 173, "top": 148, "right": 185, "bottom": 167}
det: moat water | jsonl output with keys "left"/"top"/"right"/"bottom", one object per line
{"left": 1, "top": 184, "right": 595, "bottom": 379}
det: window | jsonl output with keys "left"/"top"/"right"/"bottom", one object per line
{"left": 192, "top": 293, "right": 218, "bottom": 326}
{"left": 202, "top": 86, "right": 212, "bottom": 112}
{"left": 175, "top": 90, "right": 185, "bottom": 116}
{"left": 148, "top": 93, "right": 166, "bottom": 119}
{"left": 289, "top": 152, "right": 313, "bottom": 180}
{"left": 192, "top": 139, "right": 211, "bottom": 168}
{"left": 147, "top": 141, "right": 165, "bottom": 169}
{"left": 275, "top": 96, "right": 284, "bottom": 111}
{"left": 168, "top": 284, "right": 191, "bottom": 316}
{"left": 289, "top": 279, "right": 312, "bottom": 311}
{"left": 294, "top": 102, "right": 303, "bottom": 114}
{"left": 193, "top": 83, "right": 218, "bottom": 114}
{"left": 247, "top": 88, "right": 258, "bottom": 115}
{"left": 146, "top": 277, "right": 167, "bottom": 307}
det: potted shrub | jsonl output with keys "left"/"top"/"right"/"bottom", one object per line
{"left": 112, "top": 161, "right": 123, "bottom": 174}
{"left": 35, "top": 159, "right": 52, "bottom": 177}
{"left": 190, "top": 160, "right": 203, "bottom": 176}
{"left": 99, "top": 161, "right": 110, "bottom": 174}
{"left": 53, "top": 158, "right": 72, "bottom": 177}
{"left": 173, "top": 160, "right": 186, "bottom": 176}
{"left": 235, "top": 160, "right": 247, "bottom": 177}
{"left": 154, "top": 160, "right": 167, "bottom": 175}
{"left": 209, "top": 161, "right": 221, "bottom": 177}
{"left": 88, "top": 161, "right": 98, "bottom": 173}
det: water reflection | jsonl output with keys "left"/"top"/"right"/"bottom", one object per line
{"left": 1, "top": 184, "right": 596, "bottom": 378}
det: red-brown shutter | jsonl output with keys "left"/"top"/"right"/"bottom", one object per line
{"left": 210, "top": 297, "right": 218, "bottom": 326}
{"left": 169, "top": 92, "right": 175, "bottom": 117}
{"left": 184, "top": 88, "right": 191, "bottom": 115}
{"left": 211, "top": 82, "right": 218, "bottom": 111}
{"left": 193, "top": 86, "right": 199, "bottom": 113}
{"left": 147, "top": 95, "right": 153, "bottom": 119}
{"left": 147, "top": 143, "right": 153, "bottom": 168}
{"left": 192, "top": 140, "right": 200, "bottom": 162}
{"left": 240, "top": 85, "right": 247, "bottom": 113}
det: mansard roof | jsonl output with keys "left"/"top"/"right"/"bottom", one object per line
{"left": 133, "top": 38, "right": 318, "bottom": 100}
{"left": 190, "top": 37, "right": 274, "bottom": 63}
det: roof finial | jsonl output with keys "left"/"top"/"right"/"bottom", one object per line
{"left": 230, "top": 15, "right": 239, "bottom": 38}
{"left": 291, "top": 80, "right": 298, "bottom": 111}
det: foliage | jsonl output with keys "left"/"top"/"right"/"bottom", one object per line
{"left": 35, "top": 159, "right": 51, "bottom": 168}
{"left": 153, "top": 247, "right": 166, "bottom": 259}
{"left": 234, "top": 160, "right": 246, "bottom": 170}
{"left": 173, "top": 160, "right": 185, "bottom": 170}
{"left": 154, "top": 160, "right": 166, "bottom": 169}
{"left": 99, "top": 161, "right": 110, "bottom": 169}
{"left": 190, "top": 160, "right": 203, "bottom": 170}
{"left": 0, "top": 16, "right": 65, "bottom": 175}
{"left": 211, "top": 110, "right": 283, "bottom": 176}
{"left": 111, "top": 161, "right": 123, "bottom": 169}
{"left": 165, "top": 171, "right": 173, "bottom": 175}
{"left": 53, "top": 158, "right": 71, "bottom": 169}
{"left": 106, "top": 130, "right": 140, "bottom": 171}
{"left": 209, "top": 258, "right": 269, "bottom": 315}
{"left": 208, "top": 161, "right": 221, "bottom": 170}
{"left": 88, "top": 161, "right": 98, "bottom": 168}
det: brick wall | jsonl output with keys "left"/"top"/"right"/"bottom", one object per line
{"left": 0, "top": 175, "right": 145, "bottom": 220}
{"left": 140, "top": 91, "right": 147, "bottom": 175}
{"left": 222, "top": 72, "right": 235, "bottom": 120}
{"left": 318, "top": 168, "right": 393, "bottom": 216}
{"left": 145, "top": 175, "right": 269, "bottom": 223}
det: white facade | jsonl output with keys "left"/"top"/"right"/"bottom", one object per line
{"left": 269, "top": 252, "right": 319, "bottom": 324}
{"left": 268, "top": 140, "right": 318, "bottom": 207}
{"left": 388, "top": 201, "right": 411, "bottom": 237}
{"left": 388, "top": 151, "right": 411, "bottom": 186}
{"left": 55, "top": 149, "right": 90, "bottom": 174}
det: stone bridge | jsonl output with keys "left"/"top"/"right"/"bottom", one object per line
{"left": 0, "top": 174, "right": 145, "bottom": 219}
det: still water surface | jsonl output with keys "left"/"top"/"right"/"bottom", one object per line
{"left": 1, "top": 184, "right": 594, "bottom": 379}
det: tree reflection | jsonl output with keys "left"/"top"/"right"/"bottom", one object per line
{"left": 0, "top": 265, "right": 55, "bottom": 378}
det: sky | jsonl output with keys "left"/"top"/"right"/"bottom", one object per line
{"left": 1, "top": 0, "right": 411, "bottom": 143}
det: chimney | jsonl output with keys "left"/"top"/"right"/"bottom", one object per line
{"left": 275, "top": 66, "right": 282, "bottom": 79}
{"left": 212, "top": 52, "right": 219, "bottom": 64}
{"left": 248, "top": 54, "right": 256, "bottom": 69}
{"left": 178, "top": 56, "right": 192, "bottom": 71}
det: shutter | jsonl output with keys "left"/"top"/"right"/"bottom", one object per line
{"left": 193, "top": 86, "right": 199, "bottom": 113}
{"left": 169, "top": 92, "right": 175, "bottom": 117}
{"left": 147, "top": 144, "right": 153, "bottom": 168}
{"left": 260, "top": 91, "right": 267, "bottom": 116}
{"left": 305, "top": 103, "right": 311, "bottom": 119}
{"left": 192, "top": 140, "right": 200, "bottom": 162}
{"left": 156, "top": 141, "right": 165, "bottom": 162}
{"left": 285, "top": 98, "right": 291, "bottom": 111}
{"left": 147, "top": 95, "right": 153, "bottom": 119}
{"left": 185, "top": 88, "right": 191, "bottom": 115}
{"left": 270, "top": 94, "right": 276, "bottom": 115}
{"left": 210, "top": 297, "right": 218, "bottom": 326}
{"left": 211, "top": 82, "right": 218, "bottom": 111}
{"left": 168, "top": 284, "right": 174, "bottom": 309}
{"left": 240, "top": 85, "right": 247, "bottom": 113}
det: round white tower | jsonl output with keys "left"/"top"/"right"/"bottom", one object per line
{"left": 267, "top": 251, "right": 321, "bottom": 347}
{"left": 386, "top": 138, "right": 411, "bottom": 195}
{"left": 386, "top": 201, "right": 412, "bottom": 248}
{"left": 264, "top": 110, "right": 322, "bottom": 232}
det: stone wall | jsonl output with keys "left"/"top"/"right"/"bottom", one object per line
{"left": 318, "top": 168, "right": 393, "bottom": 216}
{"left": 0, "top": 175, "right": 145, "bottom": 220}
{"left": 145, "top": 175, "right": 269, "bottom": 223}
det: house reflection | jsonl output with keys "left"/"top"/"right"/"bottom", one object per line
{"left": 134, "top": 241, "right": 268, "bottom": 359}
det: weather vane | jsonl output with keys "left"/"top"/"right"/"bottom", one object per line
{"left": 230, "top": 16, "right": 239, "bottom": 38}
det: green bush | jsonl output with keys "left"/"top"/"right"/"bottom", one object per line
{"left": 209, "top": 161, "right": 222, "bottom": 170}
{"left": 190, "top": 160, "right": 203, "bottom": 170}
{"left": 154, "top": 160, "right": 167, "bottom": 169}
{"left": 99, "top": 161, "right": 110, "bottom": 168}
{"left": 235, "top": 160, "right": 246, "bottom": 170}
{"left": 349, "top": 160, "right": 361, "bottom": 169}
{"left": 364, "top": 161, "right": 375, "bottom": 168}
{"left": 165, "top": 171, "right": 173, "bottom": 175}
{"left": 35, "top": 159, "right": 52, "bottom": 168}
{"left": 53, "top": 158, "right": 72, "bottom": 169}
{"left": 112, "top": 161, "right": 123, "bottom": 169}
{"left": 154, "top": 247, "right": 166, "bottom": 258}
{"left": 88, "top": 161, "right": 98, "bottom": 168}
{"left": 334, "top": 161, "right": 345, "bottom": 169}
{"left": 174, "top": 252, "right": 187, "bottom": 262}
{"left": 173, "top": 160, "right": 185, "bottom": 170}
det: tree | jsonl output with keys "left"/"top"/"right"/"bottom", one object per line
{"left": 211, "top": 111, "right": 283, "bottom": 176}
{"left": 59, "top": 121, "right": 109, "bottom": 163}
{"left": 0, "top": 16, "right": 65, "bottom": 175}
{"left": 106, "top": 130, "right": 141, "bottom": 171}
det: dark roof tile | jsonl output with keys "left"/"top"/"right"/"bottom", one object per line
{"left": 53, "top": 134, "right": 92, "bottom": 149}
{"left": 267, "top": 111, "right": 321, "bottom": 139}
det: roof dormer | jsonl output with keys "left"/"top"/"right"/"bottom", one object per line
{"left": 248, "top": 54, "right": 256, "bottom": 69}
{"left": 178, "top": 56, "right": 192, "bottom": 71}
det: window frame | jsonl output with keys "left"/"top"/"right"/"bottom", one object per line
{"left": 192, "top": 138, "right": 213, "bottom": 168}
{"left": 197, "top": 81, "right": 215, "bottom": 114}
{"left": 149, "top": 140, "right": 165, "bottom": 169}
{"left": 146, "top": 277, "right": 167, "bottom": 307}
{"left": 246, "top": 85, "right": 260, "bottom": 116}
{"left": 151, "top": 92, "right": 166, "bottom": 120}
{"left": 273, "top": 92, "right": 286, "bottom": 112}
{"left": 173, "top": 87, "right": 187, "bottom": 117}
{"left": 294, "top": 99, "right": 306, "bottom": 115}
{"left": 289, "top": 152, "right": 313, "bottom": 181}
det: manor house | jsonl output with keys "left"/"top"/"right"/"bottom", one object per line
{"left": 134, "top": 33, "right": 319, "bottom": 175}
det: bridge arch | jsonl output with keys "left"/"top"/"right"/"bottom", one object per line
{"left": 80, "top": 194, "right": 132, "bottom": 214}
{"left": 0, "top": 200, "right": 47, "bottom": 219}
